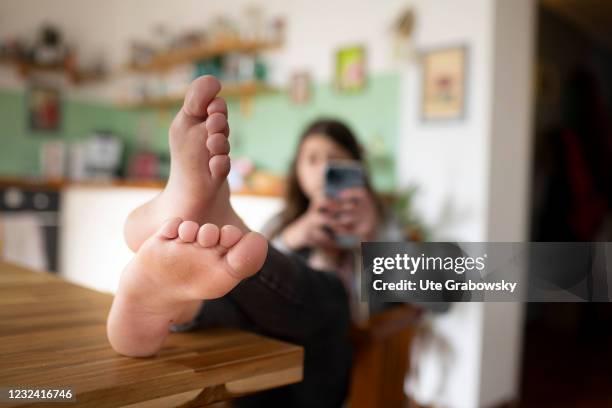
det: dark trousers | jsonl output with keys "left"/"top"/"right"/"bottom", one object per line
{"left": 186, "top": 246, "right": 353, "bottom": 408}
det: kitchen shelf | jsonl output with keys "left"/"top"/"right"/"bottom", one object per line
{"left": 0, "top": 57, "right": 105, "bottom": 84}
{"left": 125, "top": 38, "right": 282, "bottom": 73}
{"left": 117, "top": 81, "right": 278, "bottom": 110}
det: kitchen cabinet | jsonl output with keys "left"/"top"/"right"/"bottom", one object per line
{"left": 59, "top": 184, "right": 282, "bottom": 294}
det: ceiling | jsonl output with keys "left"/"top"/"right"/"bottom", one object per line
{"left": 541, "top": 0, "right": 612, "bottom": 49}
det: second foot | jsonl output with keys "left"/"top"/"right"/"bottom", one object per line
{"left": 128, "top": 218, "right": 268, "bottom": 302}
{"left": 125, "top": 75, "right": 239, "bottom": 252}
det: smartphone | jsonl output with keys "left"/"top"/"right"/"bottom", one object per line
{"left": 324, "top": 162, "right": 365, "bottom": 199}
{"left": 324, "top": 162, "right": 366, "bottom": 248}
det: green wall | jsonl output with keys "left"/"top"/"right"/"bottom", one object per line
{"left": 0, "top": 73, "right": 399, "bottom": 191}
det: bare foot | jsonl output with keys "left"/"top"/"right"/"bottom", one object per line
{"left": 124, "top": 75, "right": 243, "bottom": 252}
{"left": 107, "top": 218, "right": 267, "bottom": 356}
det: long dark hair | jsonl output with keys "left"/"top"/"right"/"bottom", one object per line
{"left": 268, "top": 118, "right": 382, "bottom": 238}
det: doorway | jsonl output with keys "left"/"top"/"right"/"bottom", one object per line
{"left": 524, "top": 1, "right": 612, "bottom": 406}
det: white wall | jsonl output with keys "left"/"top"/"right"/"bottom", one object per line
{"left": 397, "top": 2, "right": 493, "bottom": 406}
{"left": 398, "top": 0, "right": 534, "bottom": 407}
{"left": 398, "top": 0, "right": 493, "bottom": 242}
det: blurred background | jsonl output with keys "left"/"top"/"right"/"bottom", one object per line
{"left": 0, "top": 0, "right": 611, "bottom": 407}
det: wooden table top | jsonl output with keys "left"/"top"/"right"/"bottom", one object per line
{"left": 0, "top": 262, "right": 303, "bottom": 407}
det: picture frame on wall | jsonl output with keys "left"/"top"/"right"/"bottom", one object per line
{"left": 27, "top": 83, "right": 62, "bottom": 133}
{"left": 421, "top": 45, "right": 468, "bottom": 121}
{"left": 335, "top": 45, "right": 366, "bottom": 92}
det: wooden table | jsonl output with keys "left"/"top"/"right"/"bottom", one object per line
{"left": 0, "top": 262, "right": 303, "bottom": 407}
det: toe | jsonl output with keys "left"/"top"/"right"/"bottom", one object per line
{"left": 206, "top": 112, "right": 227, "bottom": 134}
{"left": 207, "top": 97, "right": 228, "bottom": 117}
{"left": 207, "top": 133, "right": 230, "bottom": 155}
{"left": 219, "top": 225, "right": 243, "bottom": 248}
{"left": 210, "top": 155, "right": 230, "bottom": 180}
{"left": 183, "top": 75, "right": 221, "bottom": 119}
{"left": 170, "top": 76, "right": 222, "bottom": 139}
{"left": 178, "top": 221, "right": 199, "bottom": 242}
{"left": 197, "top": 223, "right": 220, "bottom": 247}
{"left": 159, "top": 217, "right": 183, "bottom": 239}
{"left": 226, "top": 232, "right": 268, "bottom": 279}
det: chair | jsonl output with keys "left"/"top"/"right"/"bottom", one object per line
{"left": 347, "top": 304, "right": 422, "bottom": 408}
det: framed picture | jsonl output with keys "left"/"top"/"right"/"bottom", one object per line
{"left": 289, "top": 71, "right": 311, "bottom": 104}
{"left": 421, "top": 46, "right": 468, "bottom": 121}
{"left": 335, "top": 45, "right": 366, "bottom": 92}
{"left": 28, "top": 84, "right": 62, "bottom": 132}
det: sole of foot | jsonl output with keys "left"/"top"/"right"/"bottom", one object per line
{"left": 125, "top": 218, "right": 268, "bottom": 303}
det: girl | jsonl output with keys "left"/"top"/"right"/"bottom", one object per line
{"left": 264, "top": 119, "right": 404, "bottom": 319}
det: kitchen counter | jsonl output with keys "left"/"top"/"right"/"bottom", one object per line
{"left": 0, "top": 261, "right": 304, "bottom": 407}
{"left": 0, "top": 176, "right": 165, "bottom": 191}
{"left": 0, "top": 176, "right": 284, "bottom": 294}
{"left": 0, "top": 176, "right": 283, "bottom": 197}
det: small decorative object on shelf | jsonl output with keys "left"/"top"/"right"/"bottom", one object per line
{"left": 32, "top": 25, "right": 67, "bottom": 67}
{"left": 0, "top": 24, "right": 106, "bottom": 84}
